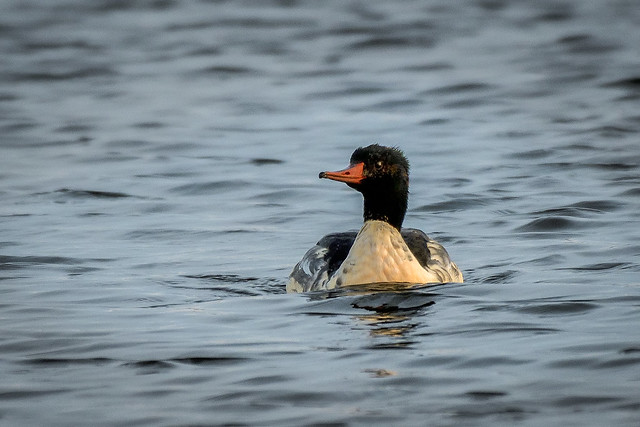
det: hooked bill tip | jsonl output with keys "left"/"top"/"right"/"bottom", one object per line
{"left": 318, "top": 171, "right": 327, "bottom": 179}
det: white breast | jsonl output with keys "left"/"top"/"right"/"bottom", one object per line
{"left": 325, "top": 220, "right": 442, "bottom": 288}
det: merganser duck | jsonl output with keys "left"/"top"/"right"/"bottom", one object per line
{"left": 287, "top": 144, "right": 463, "bottom": 293}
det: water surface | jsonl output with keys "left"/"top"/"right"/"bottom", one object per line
{"left": 1, "top": 0, "right": 639, "bottom": 425}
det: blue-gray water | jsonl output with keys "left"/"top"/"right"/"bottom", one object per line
{"left": 1, "top": 1, "right": 640, "bottom": 425}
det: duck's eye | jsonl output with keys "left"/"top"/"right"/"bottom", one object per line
{"left": 375, "top": 161, "right": 383, "bottom": 169}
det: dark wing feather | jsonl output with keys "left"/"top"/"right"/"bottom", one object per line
{"left": 287, "top": 232, "right": 357, "bottom": 292}
{"left": 401, "top": 228, "right": 463, "bottom": 283}
{"left": 401, "top": 228, "right": 432, "bottom": 267}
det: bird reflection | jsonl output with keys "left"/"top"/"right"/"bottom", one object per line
{"left": 356, "top": 312, "right": 416, "bottom": 339}
{"left": 348, "top": 284, "right": 438, "bottom": 345}
{"left": 304, "top": 282, "right": 444, "bottom": 346}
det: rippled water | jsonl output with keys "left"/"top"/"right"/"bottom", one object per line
{"left": 1, "top": 0, "right": 640, "bottom": 425}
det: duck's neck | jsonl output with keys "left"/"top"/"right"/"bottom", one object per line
{"left": 361, "top": 184, "right": 408, "bottom": 231}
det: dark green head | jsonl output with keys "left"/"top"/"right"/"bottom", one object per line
{"left": 319, "top": 144, "right": 410, "bottom": 230}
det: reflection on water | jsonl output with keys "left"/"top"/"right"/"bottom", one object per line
{"left": 352, "top": 287, "right": 431, "bottom": 343}
{"left": 349, "top": 286, "right": 435, "bottom": 343}
{"left": 308, "top": 283, "right": 439, "bottom": 344}
{"left": 1, "top": 0, "right": 640, "bottom": 425}
{"left": 358, "top": 312, "right": 416, "bottom": 340}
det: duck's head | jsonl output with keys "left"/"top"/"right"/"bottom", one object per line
{"left": 319, "top": 144, "right": 410, "bottom": 230}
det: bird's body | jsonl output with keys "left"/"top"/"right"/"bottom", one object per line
{"left": 287, "top": 144, "right": 463, "bottom": 293}
{"left": 287, "top": 220, "right": 462, "bottom": 292}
